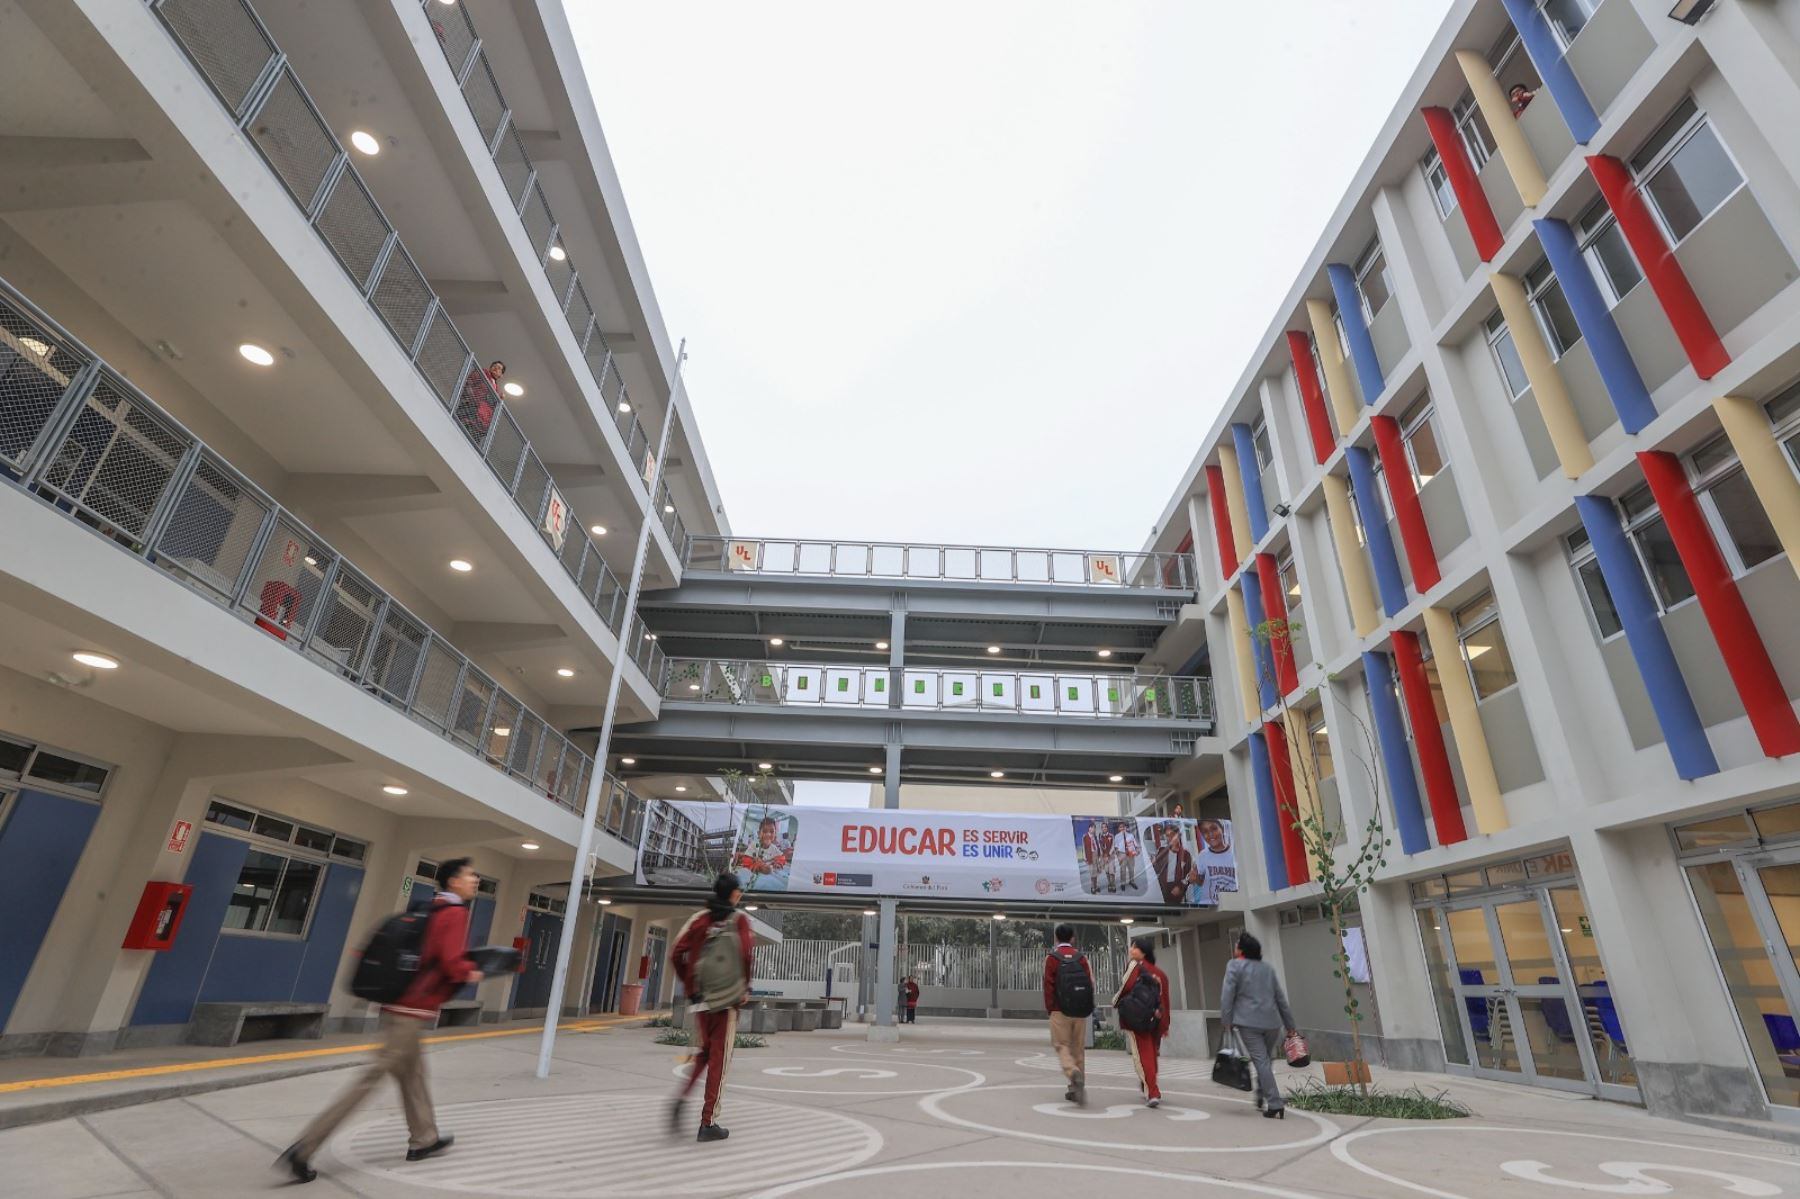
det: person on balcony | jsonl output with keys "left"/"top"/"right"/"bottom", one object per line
{"left": 1509, "top": 84, "right": 1536, "bottom": 117}
{"left": 455, "top": 359, "right": 506, "bottom": 441}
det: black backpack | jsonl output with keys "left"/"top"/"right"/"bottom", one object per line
{"left": 1052, "top": 951, "right": 1095, "bottom": 1017}
{"left": 350, "top": 900, "right": 438, "bottom": 1004}
{"left": 1118, "top": 970, "right": 1162, "bottom": 1032}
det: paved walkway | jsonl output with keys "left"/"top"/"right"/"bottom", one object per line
{"left": 6, "top": 1019, "right": 1800, "bottom": 1197}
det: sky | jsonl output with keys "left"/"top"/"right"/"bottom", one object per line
{"left": 567, "top": 2, "right": 1453, "bottom": 807}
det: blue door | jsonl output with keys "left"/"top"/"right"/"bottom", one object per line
{"left": 0, "top": 790, "right": 101, "bottom": 1029}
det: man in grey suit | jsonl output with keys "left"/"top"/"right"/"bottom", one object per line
{"left": 1218, "top": 931, "right": 1298, "bottom": 1117}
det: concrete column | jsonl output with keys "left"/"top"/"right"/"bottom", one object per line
{"left": 1186, "top": 493, "right": 1219, "bottom": 594}
{"left": 887, "top": 602, "right": 906, "bottom": 711}
{"left": 1243, "top": 907, "right": 1286, "bottom": 979}
{"left": 1357, "top": 879, "right": 1445, "bottom": 1071}
{"left": 883, "top": 743, "right": 902, "bottom": 809}
{"left": 987, "top": 916, "right": 1001, "bottom": 1017}
{"left": 870, "top": 899, "right": 899, "bottom": 1041}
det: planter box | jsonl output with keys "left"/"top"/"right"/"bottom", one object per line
{"left": 1322, "top": 1060, "right": 1372, "bottom": 1086}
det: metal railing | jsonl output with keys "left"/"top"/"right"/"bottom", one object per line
{"left": 0, "top": 276, "right": 626, "bottom": 820}
{"left": 683, "top": 536, "right": 1197, "bottom": 591}
{"left": 143, "top": 0, "right": 641, "bottom": 632}
{"left": 415, "top": 0, "right": 692, "bottom": 547}
{"left": 659, "top": 659, "right": 1214, "bottom": 724}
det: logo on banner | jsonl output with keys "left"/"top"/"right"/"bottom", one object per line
{"left": 1087, "top": 553, "right": 1122, "bottom": 585}
{"left": 1035, "top": 878, "right": 1071, "bottom": 895}
{"left": 901, "top": 875, "right": 950, "bottom": 894}
{"left": 813, "top": 871, "right": 874, "bottom": 889}
{"left": 542, "top": 486, "right": 570, "bottom": 552}
{"left": 980, "top": 878, "right": 1005, "bottom": 893}
{"left": 727, "top": 540, "right": 763, "bottom": 572}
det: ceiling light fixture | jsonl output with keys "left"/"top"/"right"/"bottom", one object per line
{"left": 769, "top": 637, "right": 784, "bottom": 647}
{"left": 521, "top": 841, "right": 540, "bottom": 851}
{"left": 868, "top": 766, "right": 882, "bottom": 774}
{"left": 349, "top": 129, "right": 381, "bottom": 156}
{"left": 382, "top": 785, "right": 408, "bottom": 796}
{"left": 1120, "top": 917, "right": 1135, "bottom": 925}
{"left": 73, "top": 651, "right": 119, "bottom": 670}
{"left": 494, "top": 726, "right": 511, "bottom": 737}
{"left": 644, "top": 633, "right": 658, "bottom": 642}
{"left": 992, "top": 913, "right": 1007, "bottom": 921}
{"left": 548, "top": 245, "right": 567, "bottom": 261}
{"left": 675, "top": 785, "right": 687, "bottom": 792}
{"left": 19, "top": 336, "right": 50, "bottom": 357}
{"left": 617, "top": 400, "right": 632, "bottom": 413}
{"left": 987, "top": 645, "right": 1001, "bottom": 654}
{"left": 238, "top": 343, "right": 275, "bottom": 366}
{"left": 591, "top": 525, "right": 607, "bottom": 536}
{"left": 688, "top": 683, "right": 701, "bottom": 691}
{"left": 758, "top": 762, "right": 773, "bottom": 770}
{"left": 876, "top": 641, "right": 889, "bottom": 650}
{"left": 744, "top": 904, "right": 760, "bottom": 912}
{"left": 503, "top": 381, "right": 524, "bottom": 397}
{"left": 990, "top": 770, "right": 1005, "bottom": 779}
{"left": 863, "top": 909, "right": 877, "bottom": 917}
{"left": 449, "top": 559, "right": 473, "bottom": 572}
{"left": 621, "top": 757, "right": 637, "bottom": 765}
{"left": 1109, "top": 775, "right": 1124, "bottom": 783}
{"left": 664, "top": 503, "right": 675, "bottom": 514}
{"left": 1097, "top": 649, "right": 1112, "bottom": 659}
{"left": 557, "top": 668, "right": 576, "bottom": 677}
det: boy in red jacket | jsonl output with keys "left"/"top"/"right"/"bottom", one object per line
{"left": 1043, "top": 923, "right": 1092, "bottom": 1105}
{"left": 670, "top": 873, "right": 755, "bottom": 1142}
{"left": 278, "top": 858, "right": 483, "bottom": 1183}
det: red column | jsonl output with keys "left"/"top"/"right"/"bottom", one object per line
{"left": 1204, "top": 465, "right": 1238, "bottom": 579}
{"left": 1638, "top": 451, "right": 1800, "bottom": 757}
{"left": 1391, "top": 630, "right": 1469, "bottom": 846}
{"left": 1421, "top": 107, "right": 1503, "bottom": 261}
{"left": 1587, "top": 155, "right": 1729, "bottom": 380}
{"left": 1263, "top": 719, "right": 1310, "bottom": 884}
{"left": 1371, "top": 414, "right": 1442, "bottom": 593}
{"left": 1255, "top": 553, "right": 1300, "bottom": 695}
{"left": 1285, "top": 331, "right": 1335, "bottom": 465}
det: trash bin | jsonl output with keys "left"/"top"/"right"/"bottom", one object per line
{"left": 619, "top": 983, "right": 645, "bottom": 1016}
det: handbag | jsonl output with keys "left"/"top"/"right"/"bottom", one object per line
{"left": 1284, "top": 1031, "right": 1311, "bottom": 1068}
{"left": 1211, "top": 1031, "right": 1253, "bottom": 1092}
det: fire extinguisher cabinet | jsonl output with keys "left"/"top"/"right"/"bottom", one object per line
{"left": 122, "top": 881, "right": 195, "bottom": 951}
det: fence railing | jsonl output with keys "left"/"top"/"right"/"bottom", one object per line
{"left": 660, "top": 659, "right": 1214, "bottom": 724}
{"left": 753, "top": 940, "right": 1130, "bottom": 999}
{"left": 141, "top": 0, "right": 649, "bottom": 634}
{"left": 414, "top": 0, "right": 693, "bottom": 549}
{"left": 684, "top": 536, "right": 1196, "bottom": 591}
{"left": 0, "top": 277, "right": 658, "bottom": 823}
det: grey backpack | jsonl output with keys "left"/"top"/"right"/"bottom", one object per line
{"left": 696, "top": 913, "right": 747, "bottom": 1008}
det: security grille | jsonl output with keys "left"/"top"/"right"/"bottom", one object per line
{"left": 315, "top": 172, "right": 392, "bottom": 292}
{"left": 153, "top": 0, "right": 277, "bottom": 117}
{"left": 248, "top": 71, "right": 339, "bottom": 210}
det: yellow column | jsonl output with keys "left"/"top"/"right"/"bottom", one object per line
{"left": 1225, "top": 587, "right": 1261, "bottom": 726}
{"left": 1321, "top": 473, "right": 1379, "bottom": 639}
{"left": 1281, "top": 708, "right": 1323, "bottom": 826}
{"left": 1421, "top": 606, "right": 1507, "bottom": 835}
{"left": 1490, "top": 274, "right": 1594, "bottom": 479}
{"left": 1217, "top": 444, "right": 1255, "bottom": 556}
{"left": 1715, "top": 395, "right": 1800, "bottom": 584}
{"left": 1306, "top": 299, "right": 1362, "bottom": 435}
{"left": 1455, "top": 50, "right": 1547, "bottom": 208}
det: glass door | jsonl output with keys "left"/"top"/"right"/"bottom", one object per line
{"left": 1441, "top": 904, "right": 1527, "bottom": 1077}
{"left": 1492, "top": 897, "right": 1597, "bottom": 1091}
{"left": 1688, "top": 851, "right": 1800, "bottom": 1113}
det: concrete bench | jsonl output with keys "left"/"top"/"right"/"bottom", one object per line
{"left": 189, "top": 1002, "right": 327, "bottom": 1047}
{"left": 818, "top": 1007, "right": 843, "bottom": 1030}
{"left": 435, "top": 1000, "right": 482, "bottom": 1029}
{"left": 791, "top": 1008, "right": 822, "bottom": 1032}
{"left": 744, "top": 1006, "right": 780, "bottom": 1034}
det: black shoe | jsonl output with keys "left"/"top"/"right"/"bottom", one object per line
{"left": 670, "top": 1099, "right": 686, "bottom": 1138}
{"left": 1072, "top": 1069, "right": 1087, "bottom": 1107}
{"left": 275, "top": 1144, "right": 316, "bottom": 1184}
{"left": 697, "top": 1123, "right": 730, "bottom": 1143}
{"left": 1263, "top": 1107, "right": 1284, "bottom": 1119}
{"left": 406, "top": 1135, "right": 455, "bottom": 1162}
{"left": 1064, "top": 1087, "right": 1077, "bottom": 1102}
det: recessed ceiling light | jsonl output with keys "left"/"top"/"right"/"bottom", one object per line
{"left": 1109, "top": 775, "right": 1124, "bottom": 783}
{"left": 863, "top": 909, "right": 877, "bottom": 916}
{"left": 502, "top": 381, "right": 524, "bottom": 397}
{"left": 769, "top": 637, "right": 784, "bottom": 647}
{"left": 349, "top": 129, "right": 381, "bottom": 156}
{"left": 675, "top": 785, "right": 687, "bottom": 792}
{"left": 382, "top": 785, "right": 408, "bottom": 796}
{"left": 758, "top": 763, "right": 773, "bottom": 770}
{"left": 449, "top": 559, "right": 473, "bottom": 572}
{"left": 73, "top": 651, "right": 118, "bottom": 670}
{"left": 621, "top": 757, "right": 637, "bottom": 765}
{"left": 1120, "top": 917, "right": 1135, "bottom": 925}
{"left": 992, "top": 913, "right": 1007, "bottom": 921}
{"left": 557, "top": 667, "right": 575, "bottom": 677}
{"left": 876, "top": 641, "right": 889, "bottom": 650}
{"left": 644, "top": 633, "right": 658, "bottom": 642}
{"left": 987, "top": 645, "right": 1001, "bottom": 654}
{"left": 688, "top": 683, "right": 701, "bottom": 691}
{"left": 744, "top": 904, "right": 759, "bottom": 912}
{"left": 494, "top": 726, "right": 511, "bottom": 737}
{"left": 617, "top": 400, "right": 632, "bottom": 413}
{"left": 990, "top": 770, "right": 1005, "bottom": 779}
{"left": 869, "top": 766, "right": 882, "bottom": 774}
{"left": 591, "top": 525, "right": 607, "bottom": 536}
{"left": 548, "top": 245, "right": 567, "bottom": 261}
{"left": 663, "top": 504, "right": 675, "bottom": 514}
{"left": 238, "top": 343, "right": 275, "bottom": 366}
{"left": 19, "top": 336, "right": 50, "bottom": 357}
{"left": 521, "top": 841, "right": 540, "bottom": 851}
{"left": 1097, "top": 649, "right": 1113, "bottom": 659}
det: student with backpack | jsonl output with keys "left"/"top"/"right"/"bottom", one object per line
{"left": 669, "top": 873, "right": 754, "bottom": 1142}
{"left": 276, "top": 859, "right": 484, "bottom": 1184}
{"left": 1114, "top": 935, "right": 1171, "bottom": 1106}
{"left": 1042, "top": 923, "right": 1094, "bottom": 1105}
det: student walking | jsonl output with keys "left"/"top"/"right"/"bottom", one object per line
{"left": 277, "top": 859, "right": 484, "bottom": 1183}
{"left": 1218, "top": 932, "right": 1298, "bottom": 1118}
{"left": 903, "top": 976, "right": 921, "bottom": 1023}
{"left": 1043, "top": 923, "right": 1095, "bottom": 1105}
{"left": 670, "top": 873, "right": 754, "bottom": 1142}
{"left": 1115, "top": 936, "right": 1171, "bottom": 1106}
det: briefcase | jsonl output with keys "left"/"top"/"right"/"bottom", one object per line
{"left": 1211, "top": 1046, "right": 1253, "bottom": 1092}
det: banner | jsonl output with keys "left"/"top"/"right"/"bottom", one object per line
{"left": 635, "top": 800, "right": 1237, "bottom": 908}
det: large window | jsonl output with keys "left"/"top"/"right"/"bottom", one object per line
{"left": 1484, "top": 312, "right": 1531, "bottom": 400}
{"left": 0, "top": 733, "right": 112, "bottom": 798}
{"left": 1540, "top": 0, "right": 1598, "bottom": 49}
{"left": 1630, "top": 98, "right": 1745, "bottom": 244}
{"left": 1770, "top": 383, "right": 1800, "bottom": 476}
{"left": 1452, "top": 92, "right": 1496, "bottom": 169}
{"left": 1277, "top": 551, "right": 1302, "bottom": 606}
{"left": 1422, "top": 149, "right": 1458, "bottom": 219}
{"left": 1567, "top": 528, "right": 1624, "bottom": 640}
{"left": 1620, "top": 486, "right": 1696, "bottom": 609}
{"left": 1454, "top": 591, "right": 1518, "bottom": 700}
{"left": 1250, "top": 416, "right": 1275, "bottom": 473}
{"left": 205, "top": 800, "right": 368, "bottom": 938}
{"left": 1355, "top": 241, "right": 1393, "bottom": 321}
{"left": 1575, "top": 197, "right": 1642, "bottom": 307}
{"left": 1688, "top": 436, "right": 1783, "bottom": 574}
{"left": 1526, "top": 260, "right": 1582, "bottom": 360}
{"left": 1399, "top": 396, "right": 1444, "bottom": 488}
{"left": 1306, "top": 705, "right": 1334, "bottom": 782}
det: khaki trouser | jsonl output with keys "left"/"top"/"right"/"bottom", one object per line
{"left": 297, "top": 1011, "right": 438, "bottom": 1155}
{"left": 1048, "top": 1011, "right": 1086, "bottom": 1083}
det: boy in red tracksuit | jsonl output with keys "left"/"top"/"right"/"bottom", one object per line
{"left": 670, "top": 873, "right": 755, "bottom": 1142}
{"left": 278, "top": 858, "right": 483, "bottom": 1183}
{"left": 1115, "top": 935, "right": 1172, "bottom": 1106}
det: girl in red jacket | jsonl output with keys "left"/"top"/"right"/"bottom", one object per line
{"left": 1114, "top": 935, "right": 1172, "bottom": 1106}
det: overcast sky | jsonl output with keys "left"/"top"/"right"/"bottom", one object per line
{"left": 569, "top": 2, "right": 1451, "bottom": 807}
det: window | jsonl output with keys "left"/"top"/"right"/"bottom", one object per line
{"left": 0, "top": 735, "right": 113, "bottom": 798}
{"left": 1330, "top": 304, "right": 1351, "bottom": 360}
{"left": 1399, "top": 397, "right": 1444, "bottom": 488}
{"left": 1452, "top": 92, "right": 1496, "bottom": 169}
{"left": 1355, "top": 241, "right": 1393, "bottom": 320}
{"left": 223, "top": 848, "right": 322, "bottom": 935}
{"left": 1688, "top": 436, "right": 1783, "bottom": 574}
{"left": 1630, "top": 98, "right": 1744, "bottom": 244}
{"left": 0, "top": 738, "right": 28, "bottom": 777}
{"left": 1422, "top": 149, "right": 1458, "bottom": 219}
{"left": 1769, "top": 382, "right": 1800, "bottom": 475}
{"left": 1306, "top": 706, "right": 1334, "bottom": 782}
{"left": 1454, "top": 592, "right": 1518, "bottom": 699}
{"left": 1575, "top": 197, "right": 1642, "bottom": 306}
{"left": 1484, "top": 312, "right": 1530, "bottom": 400}
{"left": 1277, "top": 552, "right": 1302, "bottom": 606}
{"left": 1567, "top": 528, "right": 1624, "bottom": 640}
{"left": 203, "top": 800, "right": 367, "bottom": 862}
{"left": 1539, "top": 0, "right": 1598, "bottom": 49}
{"left": 1250, "top": 417, "right": 1274, "bottom": 472}
{"left": 1526, "top": 260, "right": 1582, "bottom": 360}
{"left": 1621, "top": 485, "right": 1696, "bottom": 609}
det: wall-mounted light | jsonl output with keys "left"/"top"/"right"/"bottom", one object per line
{"left": 1273, "top": 502, "right": 1293, "bottom": 518}
{"left": 1668, "top": 0, "right": 1716, "bottom": 22}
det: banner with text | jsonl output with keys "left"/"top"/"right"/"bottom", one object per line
{"left": 634, "top": 800, "right": 1237, "bottom": 907}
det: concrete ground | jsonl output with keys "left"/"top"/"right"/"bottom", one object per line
{"left": 5, "top": 1018, "right": 1800, "bottom": 1197}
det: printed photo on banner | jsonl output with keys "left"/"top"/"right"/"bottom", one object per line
{"left": 637, "top": 799, "right": 742, "bottom": 888}
{"left": 1193, "top": 817, "right": 1238, "bottom": 905}
{"left": 1069, "top": 816, "right": 1149, "bottom": 898}
{"left": 734, "top": 806, "right": 799, "bottom": 892}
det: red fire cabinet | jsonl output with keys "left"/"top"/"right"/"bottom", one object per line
{"left": 122, "top": 881, "right": 194, "bottom": 951}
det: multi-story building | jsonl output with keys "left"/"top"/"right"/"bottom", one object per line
{"left": 1132, "top": 0, "right": 1800, "bottom": 1128}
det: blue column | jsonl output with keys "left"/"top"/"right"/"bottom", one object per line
{"left": 1326, "top": 264, "right": 1386, "bottom": 404}
{"left": 1230, "top": 422, "right": 1271, "bottom": 542}
{"left": 1247, "top": 731, "right": 1289, "bottom": 892}
{"left": 1345, "top": 446, "right": 1408, "bottom": 618}
{"left": 1238, "top": 570, "right": 1278, "bottom": 712}
{"left": 1535, "top": 219, "right": 1655, "bottom": 433}
{"left": 1499, "top": 0, "right": 1600, "bottom": 144}
{"left": 1574, "top": 495, "right": 1719, "bottom": 779}
{"left": 1361, "top": 651, "right": 1430, "bottom": 855}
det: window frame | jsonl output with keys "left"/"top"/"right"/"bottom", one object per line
{"left": 1629, "top": 98, "right": 1747, "bottom": 248}
{"left": 1483, "top": 311, "right": 1531, "bottom": 402}
{"left": 1421, "top": 148, "right": 1458, "bottom": 219}
{"left": 1686, "top": 435, "right": 1785, "bottom": 578}
{"left": 0, "top": 732, "right": 113, "bottom": 801}
{"left": 1452, "top": 591, "right": 1519, "bottom": 702}
{"left": 1250, "top": 415, "right": 1275, "bottom": 473}
{"left": 1537, "top": 0, "right": 1599, "bottom": 51}
{"left": 1525, "top": 260, "right": 1582, "bottom": 361}
{"left": 1768, "top": 381, "right": 1800, "bottom": 479}
{"left": 1619, "top": 484, "right": 1699, "bottom": 614}
{"left": 219, "top": 847, "right": 326, "bottom": 940}
{"left": 1574, "top": 197, "right": 1643, "bottom": 308}
{"left": 1566, "top": 527, "right": 1626, "bottom": 643}
{"left": 1398, "top": 397, "right": 1444, "bottom": 490}
{"left": 1354, "top": 240, "right": 1393, "bottom": 322}
{"left": 1451, "top": 91, "right": 1495, "bottom": 169}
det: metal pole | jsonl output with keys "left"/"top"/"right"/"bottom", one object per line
{"left": 875, "top": 899, "right": 897, "bottom": 1029}
{"left": 536, "top": 340, "right": 687, "bottom": 1078}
